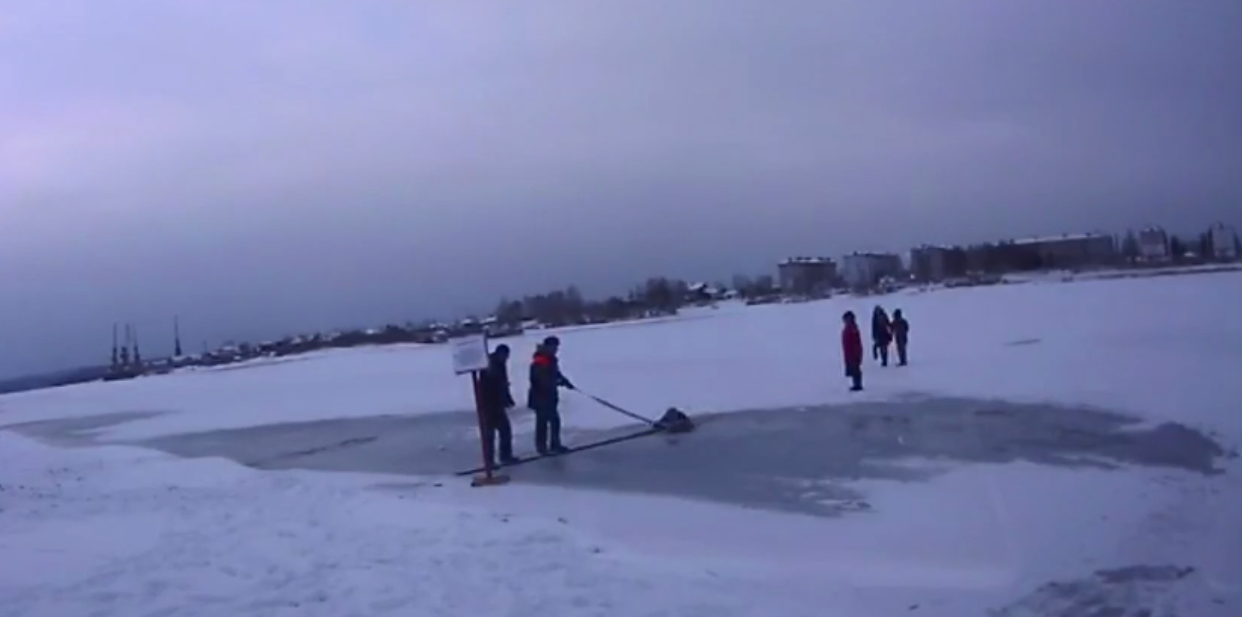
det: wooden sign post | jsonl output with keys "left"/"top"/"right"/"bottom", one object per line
{"left": 451, "top": 334, "right": 510, "bottom": 487}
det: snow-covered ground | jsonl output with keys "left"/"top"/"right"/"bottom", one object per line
{"left": 2, "top": 271, "right": 1240, "bottom": 616}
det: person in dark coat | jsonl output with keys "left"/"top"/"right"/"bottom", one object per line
{"left": 528, "top": 336, "right": 575, "bottom": 454}
{"left": 842, "top": 311, "right": 864, "bottom": 391}
{"left": 871, "top": 306, "right": 893, "bottom": 367}
{"left": 477, "top": 344, "right": 517, "bottom": 466}
{"left": 891, "top": 309, "right": 910, "bottom": 367}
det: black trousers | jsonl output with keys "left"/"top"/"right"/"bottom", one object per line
{"left": 533, "top": 403, "right": 563, "bottom": 452}
{"left": 846, "top": 364, "right": 863, "bottom": 391}
{"left": 896, "top": 340, "right": 908, "bottom": 366}
{"left": 873, "top": 342, "right": 889, "bottom": 366}
{"left": 483, "top": 407, "right": 513, "bottom": 462}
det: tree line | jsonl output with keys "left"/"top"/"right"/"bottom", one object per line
{"left": 491, "top": 273, "right": 779, "bottom": 328}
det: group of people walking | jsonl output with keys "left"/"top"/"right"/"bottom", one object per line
{"left": 840, "top": 305, "right": 910, "bottom": 391}
{"left": 475, "top": 335, "right": 576, "bottom": 468}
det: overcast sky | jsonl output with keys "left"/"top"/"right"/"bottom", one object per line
{"left": 1, "top": 0, "right": 1239, "bottom": 377}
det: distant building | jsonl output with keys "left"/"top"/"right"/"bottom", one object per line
{"left": 1011, "top": 232, "right": 1117, "bottom": 269}
{"left": 909, "top": 245, "right": 952, "bottom": 282}
{"left": 687, "top": 282, "right": 725, "bottom": 301}
{"left": 1207, "top": 222, "right": 1239, "bottom": 261}
{"left": 777, "top": 257, "right": 837, "bottom": 295}
{"left": 1138, "top": 227, "right": 1170, "bottom": 262}
{"left": 963, "top": 244, "right": 992, "bottom": 273}
{"left": 841, "top": 252, "right": 903, "bottom": 289}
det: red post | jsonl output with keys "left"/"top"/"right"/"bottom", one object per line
{"left": 471, "top": 370, "right": 494, "bottom": 481}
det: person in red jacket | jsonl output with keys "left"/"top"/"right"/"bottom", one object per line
{"left": 842, "top": 310, "right": 864, "bottom": 391}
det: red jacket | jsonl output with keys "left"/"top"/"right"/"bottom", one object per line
{"left": 842, "top": 322, "right": 863, "bottom": 366}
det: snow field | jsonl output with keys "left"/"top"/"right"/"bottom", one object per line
{"left": 0, "top": 431, "right": 811, "bottom": 617}
{"left": 1, "top": 271, "right": 1240, "bottom": 616}
{"left": 3, "top": 271, "right": 1240, "bottom": 442}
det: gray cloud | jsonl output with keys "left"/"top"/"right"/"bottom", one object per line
{"left": 1, "top": 0, "right": 1240, "bottom": 375}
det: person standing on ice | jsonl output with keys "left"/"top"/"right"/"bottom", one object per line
{"left": 842, "top": 311, "right": 864, "bottom": 391}
{"left": 891, "top": 309, "right": 910, "bottom": 367}
{"left": 478, "top": 344, "right": 518, "bottom": 466}
{"left": 870, "top": 305, "right": 893, "bottom": 367}
{"left": 528, "top": 336, "right": 575, "bottom": 455}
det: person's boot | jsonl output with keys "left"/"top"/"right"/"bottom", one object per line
{"left": 549, "top": 444, "right": 570, "bottom": 455}
{"left": 499, "top": 454, "right": 520, "bottom": 465}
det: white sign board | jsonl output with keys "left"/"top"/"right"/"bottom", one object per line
{"left": 451, "top": 334, "right": 489, "bottom": 375}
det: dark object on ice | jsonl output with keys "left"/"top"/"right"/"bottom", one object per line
{"left": 1005, "top": 337, "right": 1042, "bottom": 347}
{"left": 653, "top": 407, "right": 695, "bottom": 433}
{"left": 454, "top": 426, "right": 662, "bottom": 476}
{"left": 470, "top": 473, "right": 510, "bottom": 488}
{"left": 455, "top": 402, "right": 698, "bottom": 476}
{"left": 582, "top": 391, "right": 657, "bottom": 425}
{"left": 580, "top": 392, "right": 696, "bottom": 433}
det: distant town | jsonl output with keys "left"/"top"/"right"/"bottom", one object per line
{"left": 3, "top": 221, "right": 1238, "bottom": 395}
{"left": 784, "top": 221, "right": 1240, "bottom": 295}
